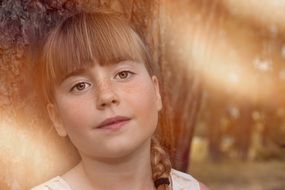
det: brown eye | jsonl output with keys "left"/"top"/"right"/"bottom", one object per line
{"left": 118, "top": 71, "right": 128, "bottom": 79}
{"left": 115, "top": 71, "right": 135, "bottom": 80}
{"left": 70, "top": 82, "right": 91, "bottom": 92}
{"left": 76, "top": 83, "right": 86, "bottom": 90}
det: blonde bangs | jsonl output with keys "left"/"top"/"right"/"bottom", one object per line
{"left": 42, "top": 11, "right": 152, "bottom": 102}
{"left": 46, "top": 12, "right": 150, "bottom": 82}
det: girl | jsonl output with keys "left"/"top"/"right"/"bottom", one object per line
{"left": 32, "top": 9, "right": 207, "bottom": 190}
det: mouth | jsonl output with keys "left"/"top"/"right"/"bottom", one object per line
{"left": 96, "top": 116, "right": 131, "bottom": 130}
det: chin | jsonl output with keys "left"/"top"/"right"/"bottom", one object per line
{"left": 98, "top": 139, "right": 149, "bottom": 159}
{"left": 106, "top": 144, "right": 137, "bottom": 158}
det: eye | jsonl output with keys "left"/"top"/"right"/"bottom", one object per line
{"left": 115, "top": 71, "right": 135, "bottom": 80}
{"left": 70, "top": 82, "right": 91, "bottom": 92}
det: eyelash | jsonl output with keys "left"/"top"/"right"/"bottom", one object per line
{"left": 70, "top": 82, "right": 91, "bottom": 92}
{"left": 114, "top": 70, "right": 135, "bottom": 80}
{"left": 69, "top": 70, "right": 135, "bottom": 92}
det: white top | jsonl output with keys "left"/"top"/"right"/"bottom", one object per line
{"left": 31, "top": 169, "right": 200, "bottom": 190}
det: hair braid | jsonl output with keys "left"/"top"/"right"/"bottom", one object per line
{"left": 151, "top": 137, "right": 172, "bottom": 190}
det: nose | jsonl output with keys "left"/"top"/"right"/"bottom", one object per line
{"left": 96, "top": 81, "right": 119, "bottom": 110}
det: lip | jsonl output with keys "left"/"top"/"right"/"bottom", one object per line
{"left": 96, "top": 116, "right": 131, "bottom": 130}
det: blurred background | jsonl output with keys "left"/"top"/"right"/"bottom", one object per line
{"left": 0, "top": 0, "right": 285, "bottom": 189}
{"left": 170, "top": 1, "right": 285, "bottom": 189}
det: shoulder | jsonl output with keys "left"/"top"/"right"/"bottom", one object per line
{"left": 170, "top": 169, "right": 208, "bottom": 190}
{"left": 31, "top": 176, "right": 72, "bottom": 190}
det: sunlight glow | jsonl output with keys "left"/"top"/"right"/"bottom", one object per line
{"left": 0, "top": 114, "right": 78, "bottom": 188}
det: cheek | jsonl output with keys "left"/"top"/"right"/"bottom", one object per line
{"left": 124, "top": 80, "right": 159, "bottom": 128}
{"left": 56, "top": 97, "right": 95, "bottom": 131}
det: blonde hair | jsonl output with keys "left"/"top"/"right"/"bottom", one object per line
{"left": 37, "top": 10, "right": 172, "bottom": 189}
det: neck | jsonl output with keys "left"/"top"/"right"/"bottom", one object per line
{"left": 67, "top": 138, "right": 155, "bottom": 190}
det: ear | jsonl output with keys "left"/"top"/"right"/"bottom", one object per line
{"left": 151, "top": 76, "right": 162, "bottom": 111}
{"left": 47, "top": 103, "right": 67, "bottom": 137}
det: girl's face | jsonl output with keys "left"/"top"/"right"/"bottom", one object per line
{"left": 47, "top": 60, "right": 162, "bottom": 159}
